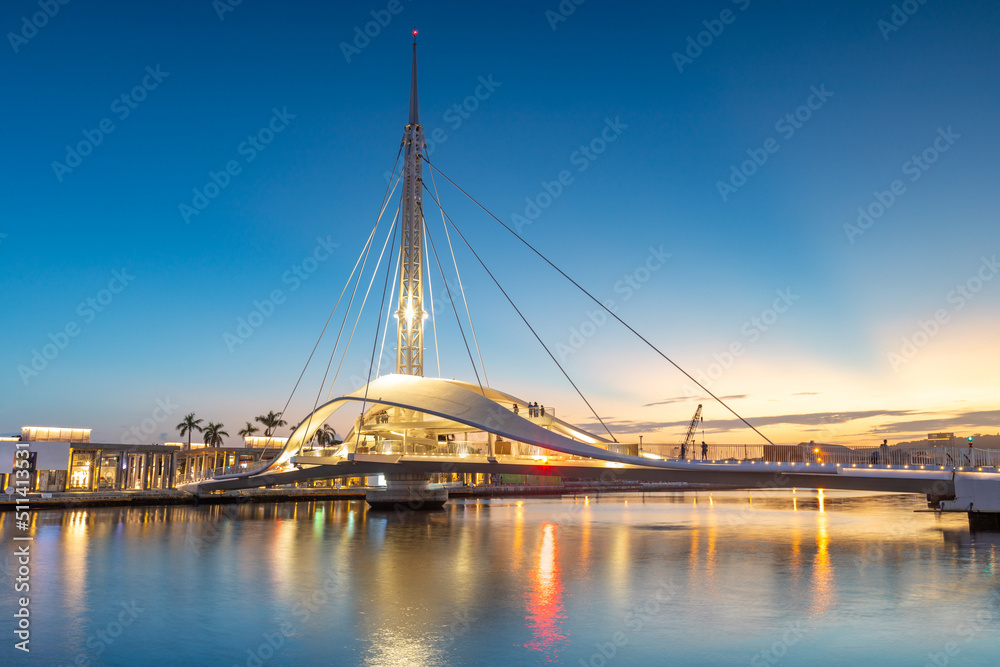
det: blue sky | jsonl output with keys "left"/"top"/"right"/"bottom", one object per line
{"left": 3, "top": 0, "right": 998, "bottom": 446}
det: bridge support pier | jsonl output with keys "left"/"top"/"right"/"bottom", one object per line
{"left": 365, "top": 473, "right": 447, "bottom": 511}
{"left": 939, "top": 472, "right": 1000, "bottom": 531}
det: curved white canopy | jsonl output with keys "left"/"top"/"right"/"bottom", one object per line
{"left": 224, "top": 374, "right": 637, "bottom": 479}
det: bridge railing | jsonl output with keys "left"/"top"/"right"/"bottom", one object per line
{"left": 613, "top": 443, "right": 1000, "bottom": 468}
{"left": 295, "top": 439, "right": 1000, "bottom": 470}
{"left": 379, "top": 441, "right": 1000, "bottom": 469}
{"left": 178, "top": 462, "right": 273, "bottom": 484}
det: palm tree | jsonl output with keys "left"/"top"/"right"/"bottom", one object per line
{"left": 175, "top": 413, "right": 204, "bottom": 451}
{"left": 238, "top": 421, "right": 258, "bottom": 444}
{"left": 255, "top": 411, "right": 287, "bottom": 438}
{"left": 307, "top": 424, "right": 339, "bottom": 450}
{"left": 203, "top": 422, "right": 229, "bottom": 448}
{"left": 316, "top": 424, "right": 340, "bottom": 448}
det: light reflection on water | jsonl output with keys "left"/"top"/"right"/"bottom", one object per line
{"left": 4, "top": 491, "right": 1000, "bottom": 666}
{"left": 524, "top": 522, "right": 566, "bottom": 660}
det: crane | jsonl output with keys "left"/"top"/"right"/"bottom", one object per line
{"left": 683, "top": 404, "right": 703, "bottom": 448}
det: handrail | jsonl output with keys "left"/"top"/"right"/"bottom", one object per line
{"left": 337, "top": 442, "right": 1000, "bottom": 470}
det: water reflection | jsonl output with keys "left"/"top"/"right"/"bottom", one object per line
{"left": 3, "top": 492, "right": 996, "bottom": 666}
{"left": 811, "top": 510, "right": 836, "bottom": 616}
{"left": 525, "top": 522, "right": 566, "bottom": 659}
{"left": 63, "top": 510, "right": 90, "bottom": 623}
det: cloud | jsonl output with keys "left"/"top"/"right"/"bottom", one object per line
{"left": 641, "top": 397, "right": 689, "bottom": 408}
{"left": 869, "top": 409, "right": 1000, "bottom": 435}
{"left": 642, "top": 394, "right": 746, "bottom": 408}
{"left": 704, "top": 409, "right": 921, "bottom": 430}
{"left": 582, "top": 408, "right": 998, "bottom": 442}
{"left": 580, "top": 418, "right": 687, "bottom": 436}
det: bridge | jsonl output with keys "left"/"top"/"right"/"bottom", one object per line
{"left": 179, "top": 374, "right": 1000, "bottom": 527}
{"left": 181, "top": 37, "right": 1000, "bottom": 530}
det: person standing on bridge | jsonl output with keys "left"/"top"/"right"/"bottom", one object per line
{"left": 680, "top": 442, "right": 687, "bottom": 460}
{"left": 513, "top": 403, "right": 518, "bottom": 415}
{"left": 880, "top": 439, "right": 889, "bottom": 465}
{"left": 701, "top": 441, "right": 708, "bottom": 460}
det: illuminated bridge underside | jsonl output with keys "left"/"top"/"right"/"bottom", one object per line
{"left": 188, "top": 375, "right": 955, "bottom": 496}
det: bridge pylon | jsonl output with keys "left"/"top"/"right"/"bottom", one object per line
{"left": 365, "top": 35, "right": 444, "bottom": 511}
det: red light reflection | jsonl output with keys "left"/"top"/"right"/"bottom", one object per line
{"left": 524, "top": 522, "right": 566, "bottom": 659}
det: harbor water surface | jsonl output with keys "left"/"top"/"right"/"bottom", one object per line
{"left": 4, "top": 491, "right": 1000, "bottom": 666}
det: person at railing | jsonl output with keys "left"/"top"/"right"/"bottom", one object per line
{"left": 513, "top": 403, "right": 519, "bottom": 415}
{"left": 540, "top": 405, "right": 546, "bottom": 417}
{"left": 680, "top": 443, "right": 687, "bottom": 460}
{"left": 701, "top": 441, "right": 708, "bottom": 460}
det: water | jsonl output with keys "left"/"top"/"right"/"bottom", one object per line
{"left": 4, "top": 491, "right": 1000, "bottom": 666}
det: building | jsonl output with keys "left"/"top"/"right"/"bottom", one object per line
{"left": 1, "top": 426, "right": 178, "bottom": 493}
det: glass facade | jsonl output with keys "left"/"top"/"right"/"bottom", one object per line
{"left": 98, "top": 455, "right": 120, "bottom": 490}
{"left": 69, "top": 451, "right": 95, "bottom": 490}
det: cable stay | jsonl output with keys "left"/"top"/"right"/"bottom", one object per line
{"left": 427, "top": 165, "right": 489, "bottom": 387}
{"left": 423, "top": 215, "right": 485, "bottom": 396}
{"left": 320, "top": 191, "right": 405, "bottom": 407}
{"left": 421, "top": 182, "right": 619, "bottom": 443}
{"left": 422, "top": 156, "right": 775, "bottom": 446}
{"left": 319, "top": 165, "right": 406, "bottom": 404}
{"left": 355, "top": 208, "right": 401, "bottom": 454}
{"left": 376, "top": 239, "right": 403, "bottom": 377}
{"left": 276, "top": 147, "right": 404, "bottom": 451}
{"left": 424, "top": 231, "right": 442, "bottom": 378}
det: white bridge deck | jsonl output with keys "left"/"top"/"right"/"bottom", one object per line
{"left": 184, "top": 449, "right": 979, "bottom": 497}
